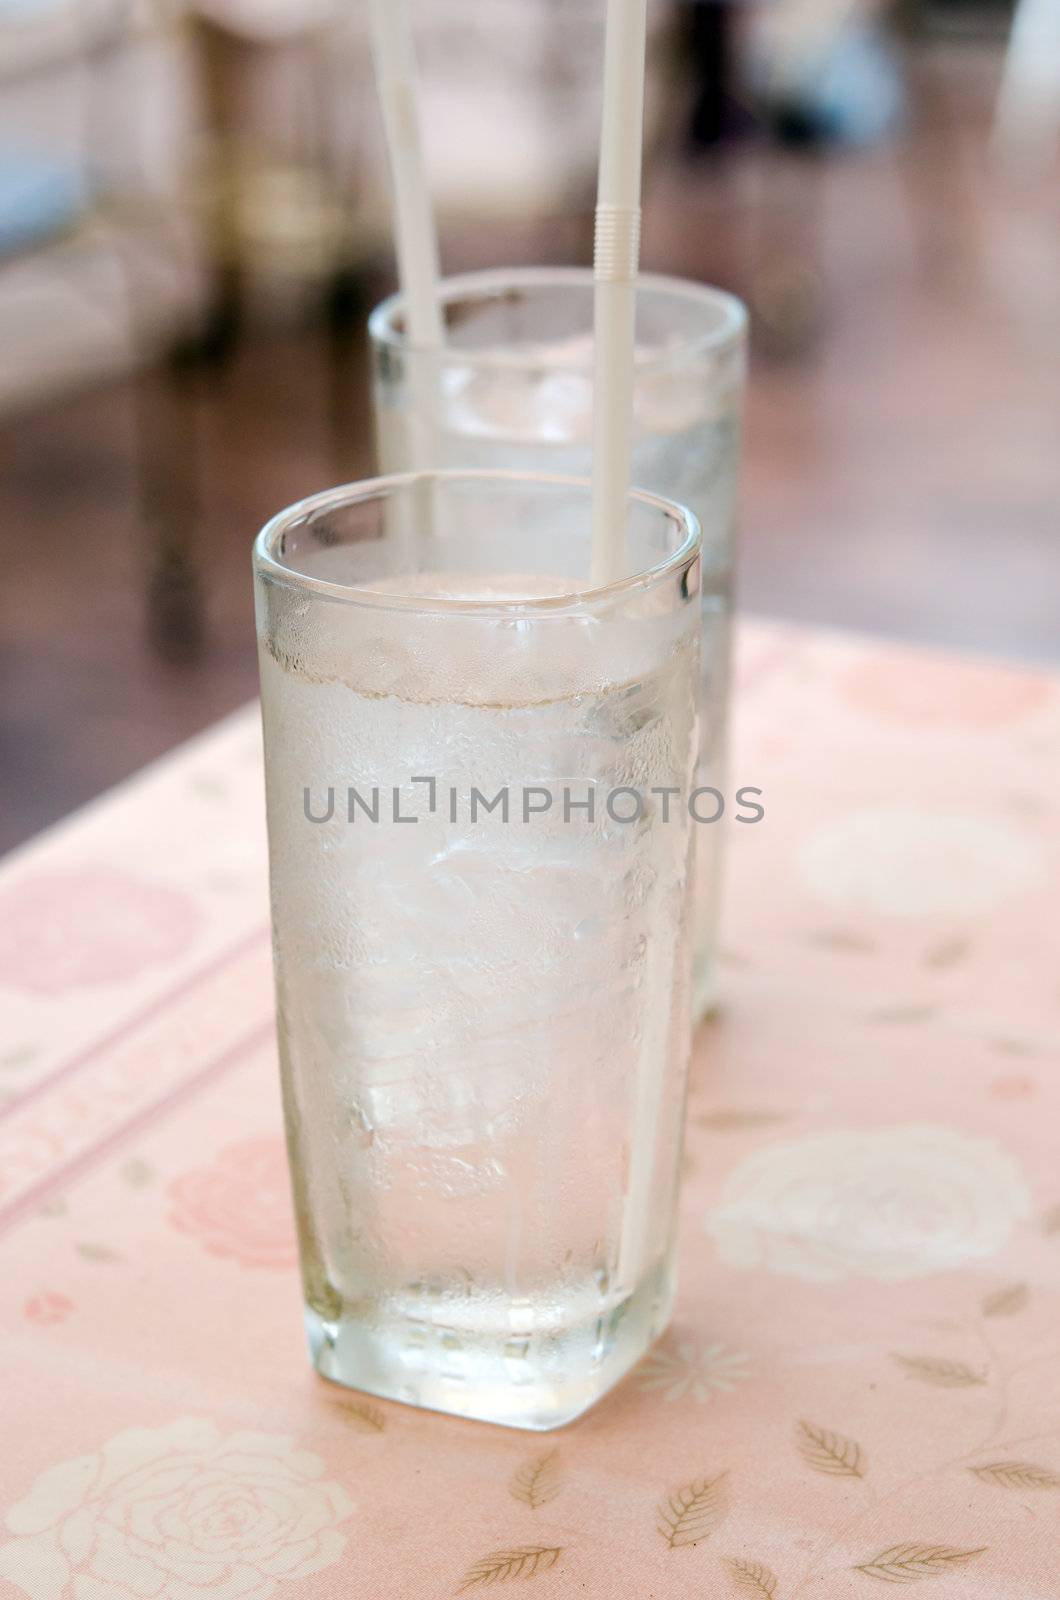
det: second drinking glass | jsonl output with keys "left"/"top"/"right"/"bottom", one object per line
{"left": 369, "top": 268, "right": 747, "bottom": 1015}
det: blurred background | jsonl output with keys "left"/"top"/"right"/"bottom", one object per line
{"left": 1, "top": 0, "right": 1058, "bottom": 855}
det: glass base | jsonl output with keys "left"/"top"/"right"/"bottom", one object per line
{"left": 307, "top": 1258, "right": 675, "bottom": 1431}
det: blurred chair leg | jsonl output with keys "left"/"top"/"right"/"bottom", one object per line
{"left": 748, "top": 149, "right": 828, "bottom": 361}
{"left": 106, "top": 211, "right": 207, "bottom": 664}
{"left": 195, "top": 261, "right": 245, "bottom": 370}
{"left": 131, "top": 13, "right": 253, "bottom": 660}
{"left": 687, "top": 0, "right": 735, "bottom": 150}
{"left": 188, "top": 15, "right": 251, "bottom": 373}
{"left": 323, "top": 259, "right": 367, "bottom": 482}
{"left": 135, "top": 348, "right": 205, "bottom": 663}
{"left": 894, "top": 35, "right": 983, "bottom": 287}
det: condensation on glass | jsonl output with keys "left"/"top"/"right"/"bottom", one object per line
{"left": 369, "top": 270, "right": 747, "bottom": 1016}
{"left": 254, "top": 471, "right": 701, "bottom": 1428}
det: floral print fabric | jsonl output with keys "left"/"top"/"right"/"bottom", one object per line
{"left": 1, "top": 625, "right": 1057, "bottom": 1597}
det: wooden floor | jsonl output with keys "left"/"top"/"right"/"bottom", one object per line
{"left": 2, "top": 37, "right": 1058, "bottom": 856}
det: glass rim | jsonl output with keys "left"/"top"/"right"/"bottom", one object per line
{"left": 253, "top": 469, "right": 701, "bottom": 617}
{"left": 368, "top": 265, "right": 748, "bottom": 371}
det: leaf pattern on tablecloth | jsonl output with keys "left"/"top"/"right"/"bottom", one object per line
{"left": 696, "top": 1109, "right": 789, "bottom": 1132}
{"left": 867, "top": 1004, "right": 939, "bottom": 1025}
{"left": 982, "top": 1283, "right": 1029, "bottom": 1317}
{"left": 796, "top": 1420, "right": 865, "bottom": 1477}
{"left": 0, "top": 1046, "right": 37, "bottom": 1070}
{"left": 852, "top": 1543, "right": 987, "bottom": 1582}
{"left": 329, "top": 1399, "right": 386, "bottom": 1434}
{"left": 509, "top": 1451, "right": 561, "bottom": 1510}
{"left": 725, "top": 1556, "right": 778, "bottom": 1594}
{"left": 458, "top": 1546, "right": 563, "bottom": 1589}
{"left": 969, "top": 1461, "right": 1060, "bottom": 1490}
{"left": 922, "top": 937, "right": 971, "bottom": 970}
{"left": 891, "top": 1354, "right": 987, "bottom": 1388}
{"left": 656, "top": 1473, "right": 728, "bottom": 1548}
{"left": 75, "top": 1242, "right": 120, "bottom": 1263}
{"left": 809, "top": 929, "right": 876, "bottom": 953}
{"left": 991, "top": 1037, "right": 1033, "bottom": 1056}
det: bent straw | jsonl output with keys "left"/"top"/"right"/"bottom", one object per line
{"left": 590, "top": 0, "right": 649, "bottom": 585}
{"left": 368, "top": 0, "right": 443, "bottom": 350}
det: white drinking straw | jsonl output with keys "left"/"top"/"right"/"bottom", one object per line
{"left": 367, "top": 0, "right": 443, "bottom": 350}
{"left": 592, "top": 0, "right": 658, "bottom": 1293}
{"left": 590, "top": 0, "right": 649, "bottom": 585}
{"left": 368, "top": 0, "right": 441, "bottom": 554}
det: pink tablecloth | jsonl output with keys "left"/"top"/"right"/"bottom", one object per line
{"left": 1, "top": 621, "right": 1058, "bottom": 1598}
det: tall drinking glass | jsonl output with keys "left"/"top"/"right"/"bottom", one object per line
{"left": 369, "top": 269, "right": 747, "bottom": 1016}
{"left": 254, "top": 471, "right": 701, "bottom": 1429}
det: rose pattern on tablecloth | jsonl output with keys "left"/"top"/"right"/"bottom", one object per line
{"left": 841, "top": 653, "right": 1051, "bottom": 727}
{"left": 637, "top": 1338, "right": 751, "bottom": 1403}
{"left": 798, "top": 807, "right": 1040, "bottom": 917}
{"left": 989, "top": 1072, "right": 1036, "bottom": 1101}
{"left": 0, "top": 867, "right": 200, "bottom": 995}
{"left": 169, "top": 1138, "right": 297, "bottom": 1268}
{"left": 705, "top": 1126, "right": 1031, "bottom": 1282}
{"left": 23, "top": 1293, "right": 74, "bottom": 1326}
{"left": 0, "top": 1417, "right": 352, "bottom": 1600}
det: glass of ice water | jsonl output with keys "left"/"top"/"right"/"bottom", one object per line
{"left": 254, "top": 470, "right": 701, "bottom": 1429}
{"left": 369, "top": 269, "right": 747, "bottom": 1018}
